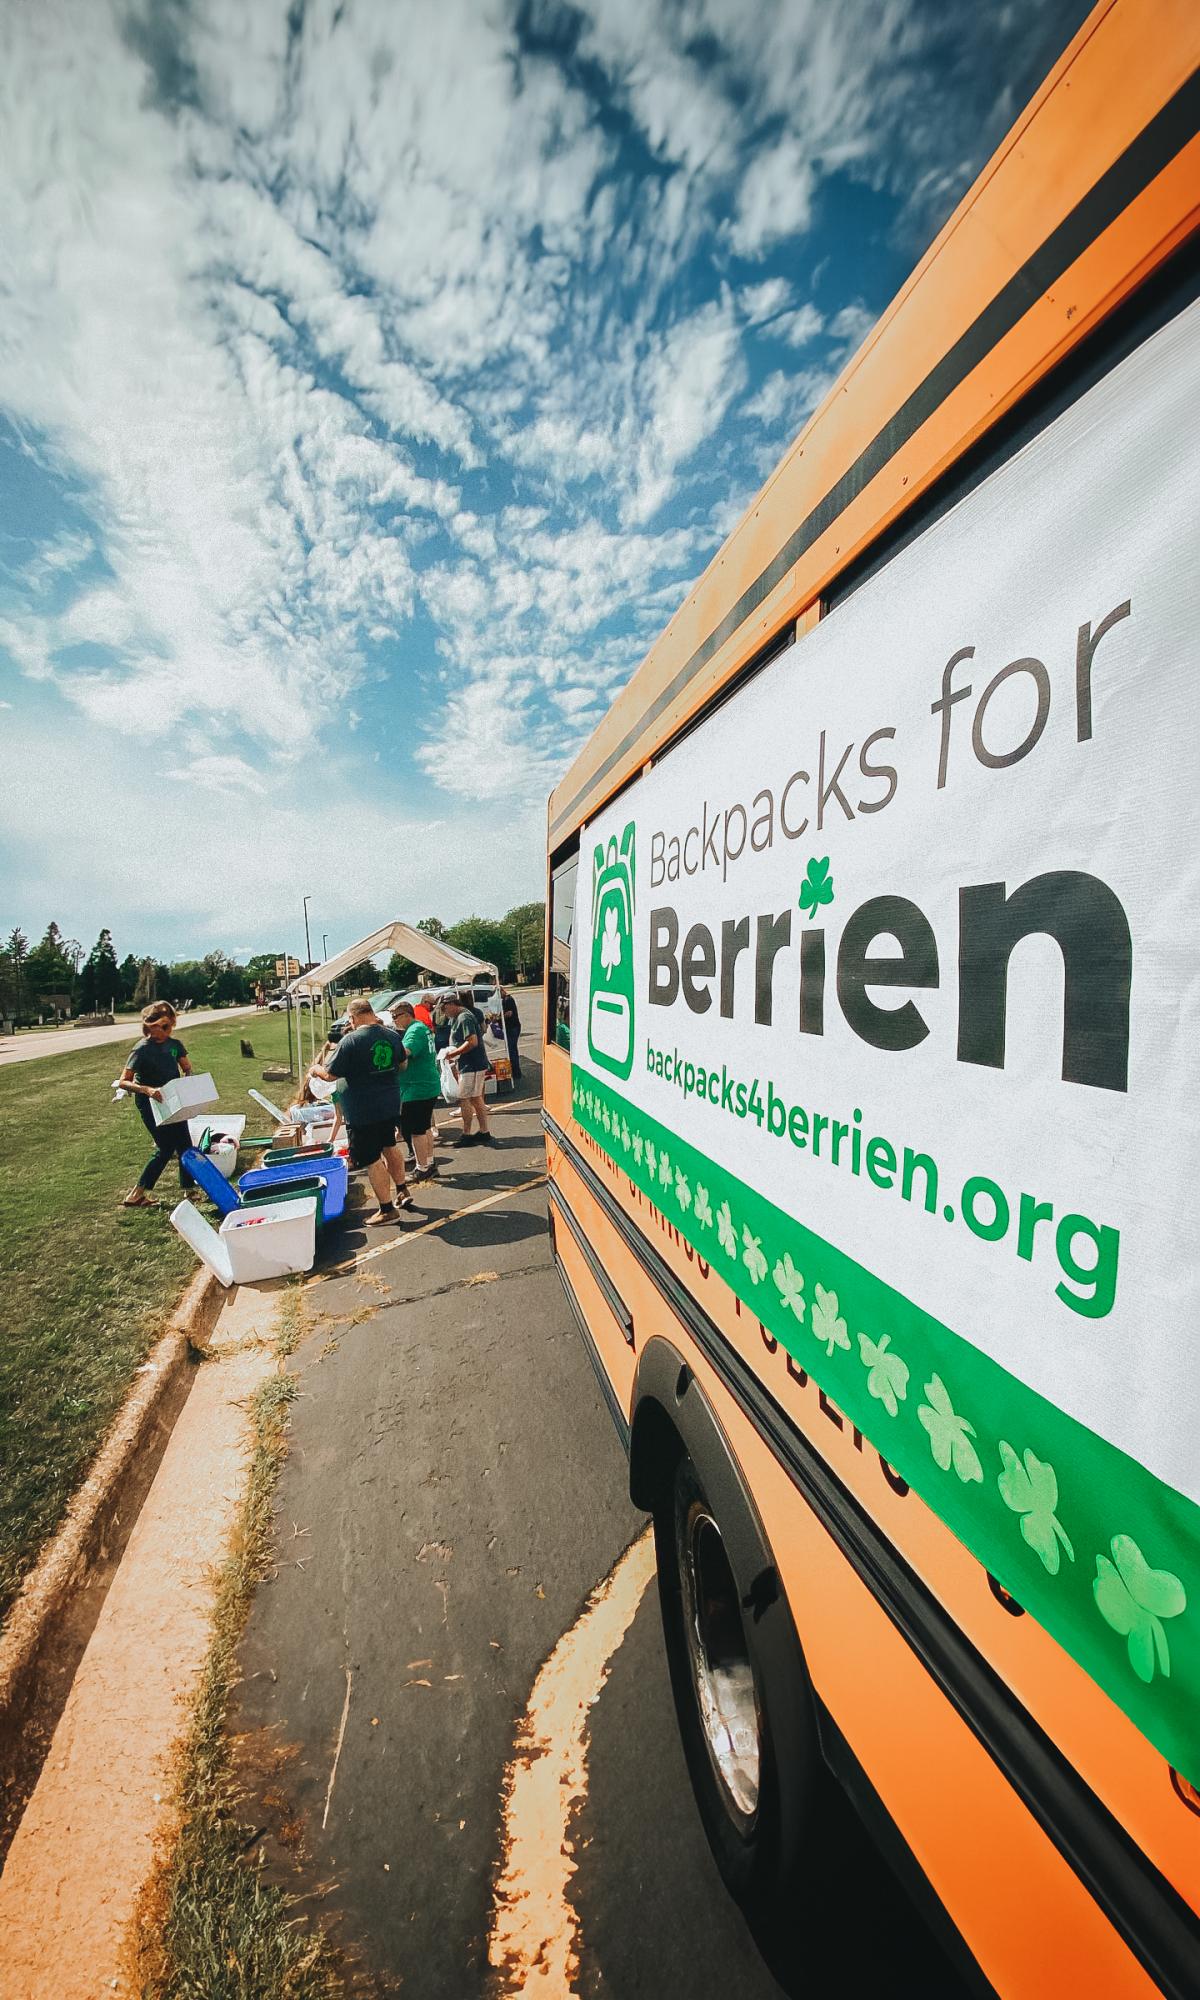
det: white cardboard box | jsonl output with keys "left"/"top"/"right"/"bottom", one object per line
{"left": 151, "top": 1071, "right": 220, "bottom": 1126}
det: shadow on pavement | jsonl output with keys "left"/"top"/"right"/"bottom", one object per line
{"left": 436, "top": 1207, "right": 546, "bottom": 1250}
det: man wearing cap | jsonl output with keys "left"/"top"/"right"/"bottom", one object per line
{"left": 442, "top": 991, "right": 495, "bottom": 1147}
{"left": 311, "top": 998, "right": 415, "bottom": 1222}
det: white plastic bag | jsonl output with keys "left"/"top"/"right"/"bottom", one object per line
{"left": 437, "top": 1050, "right": 462, "bottom": 1102}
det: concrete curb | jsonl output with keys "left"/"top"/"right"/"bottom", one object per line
{"left": 0, "top": 1266, "right": 224, "bottom": 1844}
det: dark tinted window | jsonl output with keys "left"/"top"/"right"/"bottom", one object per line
{"left": 547, "top": 851, "right": 577, "bottom": 1052}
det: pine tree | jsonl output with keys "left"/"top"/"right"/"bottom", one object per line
{"left": 80, "top": 928, "right": 120, "bottom": 1011}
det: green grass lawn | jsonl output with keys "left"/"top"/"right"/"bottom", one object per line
{"left": 0, "top": 1011, "right": 308, "bottom": 1621}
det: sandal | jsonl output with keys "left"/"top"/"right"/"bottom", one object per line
{"left": 121, "top": 1189, "right": 157, "bottom": 1208}
{"left": 368, "top": 1205, "right": 399, "bottom": 1226}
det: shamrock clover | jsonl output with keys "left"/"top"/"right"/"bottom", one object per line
{"left": 645, "top": 1139, "right": 657, "bottom": 1178}
{"left": 997, "top": 1443, "right": 1073, "bottom": 1575}
{"left": 811, "top": 1283, "right": 850, "bottom": 1358}
{"left": 716, "top": 1201, "right": 737, "bottom": 1256}
{"left": 918, "top": 1375, "right": 982, "bottom": 1483}
{"left": 601, "top": 1104, "right": 611, "bottom": 1132}
{"left": 694, "top": 1184, "right": 713, "bottom": 1228}
{"left": 631, "top": 1131, "right": 643, "bottom": 1164}
{"left": 675, "top": 1170, "right": 692, "bottom": 1212}
{"left": 773, "top": 1253, "right": 806, "bottom": 1322}
{"left": 742, "top": 1227, "right": 767, "bottom": 1285}
{"left": 857, "top": 1331, "right": 909, "bottom": 1417}
{"left": 600, "top": 904, "right": 622, "bottom": 978}
{"left": 1093, "top": 1535, "right": 1186, "bottom": 1684}
{"left": 659, "top": 1148, "right": 673, "bottom": 1190}
{"left": 621, "top": 1118, "right": 631, "bottom": 1151}
{"left": 798, "top": 856, "right": 834, "bottom": 922}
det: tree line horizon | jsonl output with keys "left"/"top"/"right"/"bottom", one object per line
{"left": 0, "top": 904, "right": 546, "bottom": 1023}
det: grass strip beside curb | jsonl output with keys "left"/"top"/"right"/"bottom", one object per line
{"left": 135, "top": 1287, "right": 345, "bottom": 2000}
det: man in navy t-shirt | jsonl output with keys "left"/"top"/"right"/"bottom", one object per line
{"left": 314, "top": 998, "right": 415, "bottom": 1224}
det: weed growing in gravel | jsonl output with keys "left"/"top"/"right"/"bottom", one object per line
{"left": 134, "top": 1283, "right": 345, "bottom": 2000}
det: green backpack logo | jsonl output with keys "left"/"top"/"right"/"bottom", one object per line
{"left": 588, "top": 822, "right": 636, "bottom": 1080}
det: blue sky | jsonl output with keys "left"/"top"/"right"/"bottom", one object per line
{"left": 0, "top": 0, "right": 1089, "bottom": 965}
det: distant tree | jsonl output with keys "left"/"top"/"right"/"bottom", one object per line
{"left": 79, "top": 928, "right": 120, "bottom": 1011}
{"left": 167, "top": 961, "right": 209, "bottom": 1007}
{"left": 25, "top": 921, "right": 74, "bottom": 999}
{"left": 416, "top": 917, "right": 447, "bottom": 941}
{"left": 245, "top": 952, "right": 282, "bottom": 988}
{"left": 0, "top": 930, "right": 27, "bottom": 1018}
{"left": 212, "top": 963, "right": 248, "bottom": 1006}
{"left": 133, "top": 958, "right": 157, "bottom": 1008}
{"left": 117, "top": 953, "right": 140, "bottom": 1004}
{"left": 503, "top": 901, "right": 546, "bottom": 980}
{"left": 340, "top": 959, "right": 383, "bottom": 990}
{"left": 61, "top": 938, "right": 84, "bottom": 1005}
{"left": 384, "top": 952, "right": 421, "bottom": 988}
{"left": 445, "top": 917, "right": 512, "bottom": 979}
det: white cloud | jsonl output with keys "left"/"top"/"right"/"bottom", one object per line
{"left": 829, "top": 300, "right": 878, "bottom": 351}
{"left": 727, "top": 134, "right": 817, "bottom": 258}
{"left": 738, "top": 278, "right": 793, "bottom": 324}
{"left": 0, "top": 0, "right": 1083, "bottom": 950}
{"left": 742, "top": 364, "right": 834, "bottom": 434}
{"left": 775, "top": 303, "right": 825, "bottom": 348}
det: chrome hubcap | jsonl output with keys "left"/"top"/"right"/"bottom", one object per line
{"left": 680, "top": 1502, "right": 761, "bottom": 1822}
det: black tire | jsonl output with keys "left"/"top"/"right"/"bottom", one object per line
{"left": 653, "top": 1450, "right": 823, "bottom": 1917}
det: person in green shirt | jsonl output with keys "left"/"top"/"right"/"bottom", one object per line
{"left": 392, "top": 1002, "right": 442, "bottom": 1180}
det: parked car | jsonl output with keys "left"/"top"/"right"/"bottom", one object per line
{"left": 330, "top": 980, "right": 499, "bottom": 1036}
{"left": 267, "top": 992, "right": 314, "bottom": 1010}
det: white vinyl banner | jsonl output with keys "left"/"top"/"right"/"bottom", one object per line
{"left": 571, "top": 300, "right": 1200, "bottom": 1781}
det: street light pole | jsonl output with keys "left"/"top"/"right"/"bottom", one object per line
{"left": 302, "top": 895, "right": 313, "bottom": 970}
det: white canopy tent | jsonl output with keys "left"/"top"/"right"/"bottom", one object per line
{"left": 286, "top": 922, "right": 497, "bottom": 999}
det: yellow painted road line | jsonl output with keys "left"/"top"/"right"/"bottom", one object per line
{"left": 488, "top": 1527, "right": 657, "bottom": 1995}
{"left": 309, "top": 1173, "right": 548, "bottom": 1282}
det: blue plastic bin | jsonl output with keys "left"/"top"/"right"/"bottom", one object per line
{"left": 182, "top": 1148, "right": 333, "bottom": 1227}
{"left": 238, "top": 1154, "right": 348, "bottom": 1222}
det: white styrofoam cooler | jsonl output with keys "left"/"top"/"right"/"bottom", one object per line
{"left": 169, "top": 1193, "right": 317, "bottom": 1286}
{"left": 187, "top": 1114, "right": 245, "bottom": 1179}
{"left": 187, "top": 1114, "right": 246, "bottom": 1146}
{"left": 152, "top": 1071, "right": 220, "bottom": 1126}
{"left": 222, "top": 1196, "right": 317, "bottom": 1281}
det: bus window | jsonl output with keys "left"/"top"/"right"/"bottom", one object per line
{"left": 548, "top": 850, "right": 576, "bottom": 1051}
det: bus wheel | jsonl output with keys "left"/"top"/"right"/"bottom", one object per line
{"left": 655, "top": 1452, "right": 820, "bottom": 1912}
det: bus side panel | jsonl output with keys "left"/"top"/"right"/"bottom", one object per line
{"left": 546, "top": 1131, "right": 1185, "bottom": 1997}
{"left": 554, "top": 1117, "right": 1199, "bottom": 1908}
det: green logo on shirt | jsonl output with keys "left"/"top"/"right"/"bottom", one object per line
{"left": 371, "top": 1041, "right": 394, "bottom": 1070}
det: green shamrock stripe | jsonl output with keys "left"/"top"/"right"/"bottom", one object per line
{"left": 570, "top": 1065, "right": 1200, "bottom": 1786}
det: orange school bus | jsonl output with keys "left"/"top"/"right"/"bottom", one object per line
{"left": 543, "top": 7, "right": 1200, "bottom": 1994}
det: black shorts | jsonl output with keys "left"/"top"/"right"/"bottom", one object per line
{"left": 347, "top": 1116, "right": 399, "bottom": 1169}
{"left": 400, "top": 1096, "right": 438, "bottom": 1139}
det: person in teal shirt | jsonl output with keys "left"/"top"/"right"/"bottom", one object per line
{"left": 392, "top": 1002, "right": 441, "bottom": 1180}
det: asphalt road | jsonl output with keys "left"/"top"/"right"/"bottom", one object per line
{"left": 234, "top": 997, "right": 969, "bottom": 1996}
{"left": 0, "top": 1003, "right": 257, "bottom": 1065}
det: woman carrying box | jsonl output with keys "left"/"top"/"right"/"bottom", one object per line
{"left": 119, "top": 1001, "right": 197, "bottom": 1208}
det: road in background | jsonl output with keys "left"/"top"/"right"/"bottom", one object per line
{"left": 0, "top": 1005, "right": 258, "bottom": 1066}
{"left": 233, "top": 992, "right": 967, "bottom": 1995}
